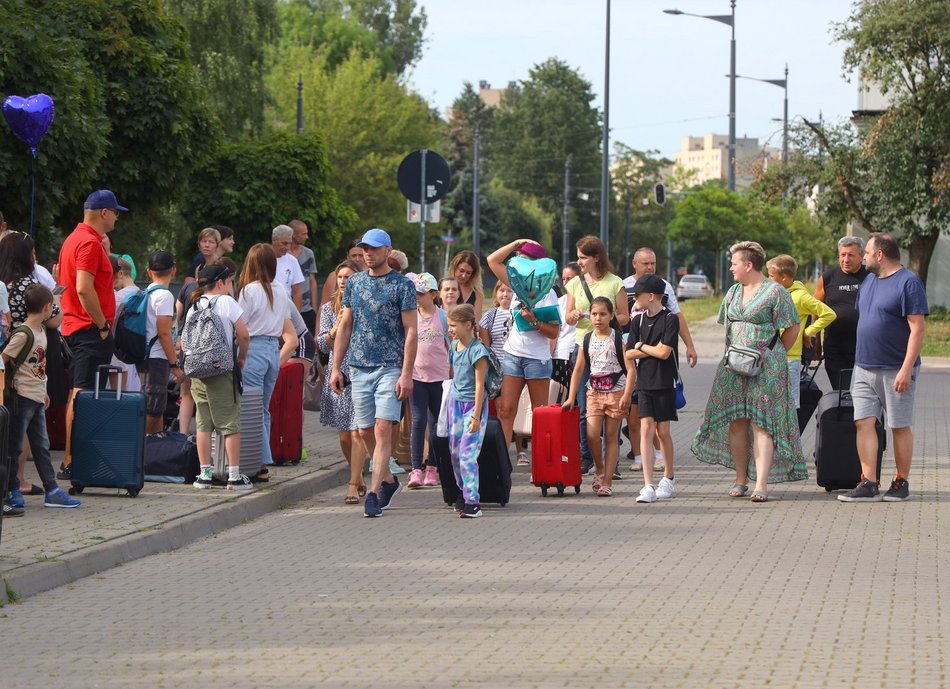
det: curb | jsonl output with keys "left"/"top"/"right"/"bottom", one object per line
{"left": 0, "top": 463, "right": 349, "bottom": 604}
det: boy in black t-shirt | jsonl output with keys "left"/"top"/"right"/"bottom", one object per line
{"left": 626, "top": 275, "right": 680, "bottom": 504}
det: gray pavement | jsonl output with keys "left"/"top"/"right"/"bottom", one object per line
{"left": 1, "top": 318, "right": 948, "bottom": 688}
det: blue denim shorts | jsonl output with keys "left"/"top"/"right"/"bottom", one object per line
{"left": 501, "top": 354, "right": 552, "bottom": 380}
{"left": 350, "top": 366, "right": 403, "bottom": 428}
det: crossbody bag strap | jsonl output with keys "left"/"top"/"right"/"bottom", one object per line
{"left": 580, "top": 276, "right": 595, "bottom": 311}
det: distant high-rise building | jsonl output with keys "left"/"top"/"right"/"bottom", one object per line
{"left": 672, "top": 134, "right": 779, "bottom": 190}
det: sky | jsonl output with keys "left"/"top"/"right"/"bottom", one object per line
{"left": 408, "top": 0, "right": 860, "bottom": 161}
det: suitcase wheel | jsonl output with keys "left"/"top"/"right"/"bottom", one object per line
{"left": 291, "top": 458, "right": 301, "bottom": 466}
{"left": 540, "top": 483, "right": 548, "bottom": 497}
{"left": 126, "top": 488, "right": 140, "bottom": 498}
{"left": 574, "top": 485, "right": 581, "bottom": 494}
{"left": 556, "top": 482, "right": 565, "bottom": 497}
{"left": 69, "top": 484, "right": 83, "bottom": 495}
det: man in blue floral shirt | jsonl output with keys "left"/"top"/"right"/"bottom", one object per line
{"left": 330, "top": 228, "right": 417, "bottom": 517}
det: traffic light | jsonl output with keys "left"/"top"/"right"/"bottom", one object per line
{"left": 654, "top": 183, "right": 666, "bottom": 206}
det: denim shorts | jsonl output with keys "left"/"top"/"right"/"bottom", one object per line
{"left": 501, "top": 354, "right": 552, "bottom": 380}
{"left": 350, "top": 366, "right": 403, "bottom": 428}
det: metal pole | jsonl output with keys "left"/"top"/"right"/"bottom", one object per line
{"left": 623, "top": 191, "right": 631, "bottom": 273}
{"left": 562, "top": 158, "right": 571, "bottom": 268}
{"left": 782, "top": 64, "right": 789, "bottom": 165}
{"left": 667, "top": 239, "right": 673, "bottom": 283}
{"left": 599, "top": 0, "right": 611, "bottom": 249}
{"left": 419, "top": 149, "right": 427, "bottom": 272}
{"left": 727, "top": 0, "right": 736, "bottom": 192}
{"left": 472, "top": 125, "right": 481, "bottom": 255}
{"left": 296, "top": 76, "right": 304, "bottom": 134}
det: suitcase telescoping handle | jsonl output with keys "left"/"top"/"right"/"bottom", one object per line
{"left": 94, "top": 364, "right": 125, "bottom": 401}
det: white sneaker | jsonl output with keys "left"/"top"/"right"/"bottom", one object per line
{"left": 656, "top": 476, "right": 675, "bottom": 500}
{"left": 636, "top": 485, "right": 657, "bottom": 503}
{"left": 389, "top": 457, "right": 406, "bottom": 474}
{"left": 630, "top": 456, "right": 643, "bottom": 472}
{"left": 653, "top": 450, "right": 664, "bottom": 471}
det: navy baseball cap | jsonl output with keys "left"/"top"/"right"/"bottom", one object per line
{"left": 358, "top": 228, "right": 392, "bottom": 248}
{"left": 84, "top": 189, "right": 128, "bottom": 212}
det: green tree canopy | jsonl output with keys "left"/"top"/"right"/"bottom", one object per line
{"left": 0, "top": 0, "right": 217, "bottom": 260}
{"left": 266, "top": 45, "right": 442, "bottom": 270}
{"left": 166, "top": 0, "right": 280, "bottom": 139}
{"left": 277, "top": 0, "right": 427, "bottom": 77}
{"left": 183, "top": 131, "right": 356, "bottom": 267}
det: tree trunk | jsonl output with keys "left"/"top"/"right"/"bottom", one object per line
{"left": 906, "top": 231, "right": 939, "bottom": 286}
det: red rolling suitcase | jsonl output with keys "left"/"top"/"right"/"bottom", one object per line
{"left": 268, "top": 361, "right": 305, "bottom": 464}
{"left": 531, "top": 404, "right": 582, "bottom": 497}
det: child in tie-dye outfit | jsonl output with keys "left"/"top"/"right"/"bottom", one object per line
{"left": 446, "top": 304, "right": 490, "bottom": 519}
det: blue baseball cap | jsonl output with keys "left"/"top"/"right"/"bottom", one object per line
{"left": 84, "top": 189, "right": 128, "bottom": 212}
{"left": 358, "top": 228, "right": 392, "bottom": 248}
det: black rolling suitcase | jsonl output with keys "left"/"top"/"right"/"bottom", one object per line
{"left": 145, "top": 432, "right": 200, "bottom": 484}
{"left": 814, "top": 381, "right": 884, "bottom": 492}
{"left": 435, "top": 416, "right": 512, "bottom": 507}
{"left": 797, "top": 363, "right": 823, "bottom": 433}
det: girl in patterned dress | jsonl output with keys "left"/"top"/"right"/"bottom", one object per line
{"left": 691, "top": 241, "right": 806, "bottom": 502}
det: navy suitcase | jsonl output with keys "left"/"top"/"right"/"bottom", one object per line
{"left": 435, "top": 416, "right": 512, "bottom": 507}
{"left": 70, "top": 365, "right": 146, "bottom": 497}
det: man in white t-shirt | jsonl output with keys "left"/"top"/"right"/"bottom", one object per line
{"left": 622, "top": 247, "right": 697, "bottom": 471}
{"left": 140, "top": 250, "right": 183, "bottom": 434}
{"left": 272, "top": 224, "right": 304, "bottom": 311}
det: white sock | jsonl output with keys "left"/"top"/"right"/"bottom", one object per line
{"left": 228, "top": 466, "right": 240, "bottom": 480}
{"left": 200, "top": 465, "right": 213, "bottom": 477}
{"left": 634, "top": 455, "right": 643, "bottom": 463}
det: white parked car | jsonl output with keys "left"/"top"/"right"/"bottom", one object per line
{"left": 676, "top": 274, "right": 712, "bottom": 300}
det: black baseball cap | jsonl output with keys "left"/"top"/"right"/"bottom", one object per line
{"left": 631, "top": 274, "right": 666, "bottom": 295}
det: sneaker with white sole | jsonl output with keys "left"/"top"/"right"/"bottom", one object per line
{"left": 636, "top": 485, "right": 657, "bottom": 503}
{"left": 227, "top": 474, "right": 254, "bottom": 491}
{"left": 379, "top": 475, "right": 402, "bottom": 510}
{"left": 653, "top": 450, "right": 664, "bottom": 471}
{"left": 44, "top": 487, "right": 81, "bottom": 508}
{"left": 656, "top": 476, "right": 675, "bottom": 500}
{"left": 193, "top": 468, "right": 214, "bottom": 490}
{"left": 460, "top": 503, "right": 483, "bottom": 518}
{"left": 630, "top": 456, "right": 643, "bottom": 472}
{"left": 837, "top": 477, "right": 882, "bottom": 503}
{"left": 388, "top": 457, "right": 406, "bottom": 475}
{"left": 883, "top": 477, "right": 910, "bottom": 502}
{"left": 516, "top": 452, "right": 530, "bottom": 466}
{"left": 423, "top": 466, "right": 440, "bottom": 487}
{"left": 407, "top": 469, "right": 424, "bottom": 488}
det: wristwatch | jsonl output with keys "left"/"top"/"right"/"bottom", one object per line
{"left": 98, "top": 321, "right": 111, "bottom": 332}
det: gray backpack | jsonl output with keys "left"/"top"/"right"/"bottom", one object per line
{"left": 182, "top": 296, "right": 233, "bottom": 379}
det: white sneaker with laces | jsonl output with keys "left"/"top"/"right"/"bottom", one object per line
{"left": 636, "top": 485, "right": 657, "bottom": 503}
{"left": 656, "top": 476, "right": 675, "bottom": 500}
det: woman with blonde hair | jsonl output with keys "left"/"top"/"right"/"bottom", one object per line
{"left": 692, "top": 241, "right": 805, "bottom": 502}
{"left": 317, "top": 260, "right": 368, "bottom": 504}
{"left": 184, "top": 227, "right": 222, "bottom": 285}
{"left": 449, "top": 250, "right": 484, "bottom": 320}
{"left": 237, "top": 244, "right": 298, "bottom": 478}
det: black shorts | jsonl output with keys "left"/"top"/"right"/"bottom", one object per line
{"left": 295, "top": 330, "right": 317, "bottom": 362}
{"left": 301, "top": 308, "right": 317, "bottom": 336}
{"left": 137, "top": 358, "right": 171, "bottom": 417}
{"left": 66, "top": 327, "right": 115, "bottom": 390}
{"left": 637, "top": 388, "right": 678, "bottom": 423}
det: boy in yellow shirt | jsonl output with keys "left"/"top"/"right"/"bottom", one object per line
{"left": 766, "top": 255, "right": 836, "bottom": 408}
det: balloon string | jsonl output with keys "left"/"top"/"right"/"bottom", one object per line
{"left": 29, "top": 149, "right": 36, "bottom": 237}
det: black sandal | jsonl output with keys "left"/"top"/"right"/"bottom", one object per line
{"left": 251, "top": 468, "right": 270, "bottom": 483}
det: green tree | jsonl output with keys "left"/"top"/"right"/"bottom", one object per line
{"left": 166, "top": 0, "right": 280, "bottom": 138}
{"left": 492, "top": 59, "right": 602, "bottom": 257}
{"left": 183, "top": 131, "right": 356, "bottom": 266}
{"left": 277, "top": 0, "right": 426, "bottom": 77}
{"left": 266, "top": 46, "right": 442, "bottom": 269}
{"left": 0, "top": 0, "right": 217, "bottom": 260}
{"left": 790, "top": 0, "right": 950, "bottom": 283}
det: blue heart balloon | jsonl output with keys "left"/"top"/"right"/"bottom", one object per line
{"left": 506, "top": 256, "right": 558, "bottom": 310}
{"left": 3, "top": 93, "right": 55, "bottom": 155}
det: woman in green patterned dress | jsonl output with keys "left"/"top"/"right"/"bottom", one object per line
{"left": 691, "top": 241, "right": 807, "bottom": 502}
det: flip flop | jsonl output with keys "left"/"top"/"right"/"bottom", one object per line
{"left": 750, "top": 490, "right": 769, "bottom": 503}
{"left": 728, "top": 484, "right": 749, "bottom": 498}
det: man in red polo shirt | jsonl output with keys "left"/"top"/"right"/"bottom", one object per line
{"left": 56, "top": 190, "right": 126, "bottom": 479}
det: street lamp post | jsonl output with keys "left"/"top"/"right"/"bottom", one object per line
{"left": 736, "top": 64, "right": 789, "bottom": 165}
{"left": 296, "top": 76, "right": 304, "bottom": 134}
{"left": 600, "top": 0, "right": 611, "bottom": 249}
{"left": 664, "top": 1, "right": 736, "bottom": 191}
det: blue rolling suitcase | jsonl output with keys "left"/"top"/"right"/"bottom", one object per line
{"left": 70, "top": 365, "right": 147, "bottom": 497}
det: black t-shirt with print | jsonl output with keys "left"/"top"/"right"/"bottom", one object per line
{"left": 627, "top": 308, "right": 680, "bottom": 391}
